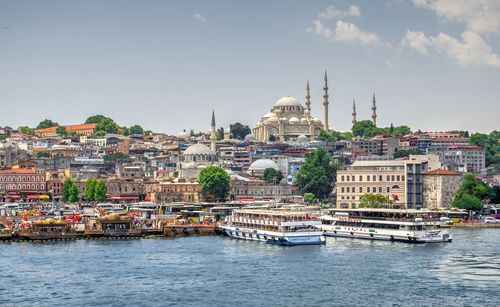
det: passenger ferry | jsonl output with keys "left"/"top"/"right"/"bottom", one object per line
{"left": 319, "top": 208, "right": 452, "bottom": 243}
{"left": 219, "top": 208, "right": 326, "bottom": 246}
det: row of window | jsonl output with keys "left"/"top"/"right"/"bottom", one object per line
{"left": 5, "top": 183, "right": 45, "bottom": 190}
{"left": 0, "top": 175, "right": 44, "bottom": 182}
{"left": 340, "top": 185, "right": 400, "bottom": 194}
{"left": 339, "top": 174, "right": 405, "bottom": 182}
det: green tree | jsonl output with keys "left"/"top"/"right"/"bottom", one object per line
{"left": 394, "top": 148, "right": 420, "bottom": 158}
{"left": 352, "top": 120, "right": 382, "bottom": 138}
{"left": 294, "top": 148, "right": 340, "bottom": 199}
{"left": 56, "top": 126, "right": 67, "bottom": 136}
{"left": 61, "top": 178, "right": 79, "bottom": 202}
{"left": 94, "top": 179, "right": 108, "bottom": 202}
{"left": 453, "top": 194, "right": 483, "bottom": 211}
{"left": 85, "top": 115, "right": 119, "bottom": 135}
{"left": 217, "top": 127, "right": 224, "bottom": 140}
{"left": 18, "top": 126, "right": 35, "bottom": 136}
{"left": 455, "top": 173, "right": 494, "bottom": 201}
{"left": 198, "top": 166, "right": 231, "bottom": 202}
{"left": 36, "top": 119, "right": 59, "bottom": 129}
{"left": 268, "top": 135, "right": 276, "bottom": 142}
{"left": 103, "top": 152, "right": 130, "bottom": 161}
{"left": 36, "top": 151, "right": 50, "bottom": 158}
{"left": 303, "top": 192, "right": 315, "bottom": 204}
{"left": 229, "top": 122, "right": 251, "bottom": 140}
{"left": 129, "top": 124, "right": 144, "bottom": 135}
{"left": 392, "top": 125, "right": 412, "bottom": 137}
{"left": 263, "top": 168, "right": 284, "bottom": 184}
{"left": 85, "top": 178, "right": 97, "bottom": 202}
{"left": 359, "top": 194, "right": 394, "bottom": 208}
{"left": 318, "top": 130, "right": 337, "bottom": 142}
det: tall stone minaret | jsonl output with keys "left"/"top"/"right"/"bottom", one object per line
{"left": 371, "top": 93, "right": 377, "bottom": 127}
{"left": 323, "top": 70, "right": 329, "bottom": 131}
{"left": 210, "top": 110, "right": 217, "bottom": 154}
{"left": 352, "top": 99, "right": 357, "bottom": 126}
{"left": 305, "top": 81, "right": 311, "bottom": 112}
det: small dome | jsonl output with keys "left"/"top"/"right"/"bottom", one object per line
{"left": 262, "top": 112, "right": 274, "bottom": 119}
{"left": 275, "top": 96, "right": 302, "bottom": 107}
{"left": 177, "top": 130, "right": 190, "bottom": 139}
{"left": 224, "top": 128, "right": 231, "bottom": 133}
{"left": 300, "top": 117, "right": 307, "bottom": 123}
{"left": 244, "top": 134, "right": 256, "bottom": 142}
{"left": 249, "top": 159, "right": 279, "bottom": 171}
{"left": 280, "top": 117, "right": 288, "bottom": 121}
{"left": 289, "top": 117, "right": 300, "bottom": 123}
{"left": 313, "top": 117, "right": 321, "bottom": 123}
{"left": 297, "top": 134, "right": 308, "bottom": 143}
{"left": 183, "top": 143, "right": 212, "bottom": 155}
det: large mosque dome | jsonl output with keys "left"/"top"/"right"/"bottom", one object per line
{"left": 183, "top": 143, "right": 213, "bottom": 155}
{"left": 275, "top": 96, "right": 302, "bottom": 107}
{"left": 249, "top": 158, "right": 279, "bottom": 171}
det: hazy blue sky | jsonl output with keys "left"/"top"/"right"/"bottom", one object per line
{"left": 0, "top": 0, "right": 499, "bottom": 134}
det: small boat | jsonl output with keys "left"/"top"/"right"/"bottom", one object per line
{"left": 319, "top": 208, "right": 452, "bottom": 243}
{"left": 0, "top": 221, "right": 13, "bottom": 240}
{"left": 19, "top": 218, "right": 76, "bottom": 241}
{"left": 219, "top": 208, "right": 326, "bottom": 246}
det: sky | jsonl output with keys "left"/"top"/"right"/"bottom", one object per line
{"left": 0, "top": 0, "right": 499, "bottom": 135}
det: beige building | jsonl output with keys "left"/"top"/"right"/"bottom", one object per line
{"left": 145, "top": 181, "right": 201, "bottom": 203}
{"left": 336, "top": 158, "right": 428, "bottom": 209}
{"left": 422, "top": 169, "right": 462, "bottom": 209}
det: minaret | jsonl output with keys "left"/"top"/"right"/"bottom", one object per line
{"left": 305, "top": 81, "right": 311, "bottom": 112}
{"left": 371, "top": 93, "right": 377, "bottom": 126}
{"left": 352, "top": 99, "right": 357, "bottom": 126}
{"left": 322, "top": 70, "right": 329, "bottom": 131}
{"left": 210, "top": 110, "right": 216, "bottom": 154}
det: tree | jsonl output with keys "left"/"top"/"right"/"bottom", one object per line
{"left": 18, "top": 126, "right": 35, "bottom": 136}
{"left": 61, "top": 178, "right": 79, "bottom": 203}
{"left": 217, "top": 127, "right": 224, "bottom": 140}
{"left": 94, "top": 179, "right": 107, "bottom": 202}
{"left": 229, "top": 122, "right": 251, "bottom": 140}
{"left": 394, "top": 148, "right": 420, "bottom": 158}
{"left": 294, "top": 148, "right": 340, "bottom": 199}
{"left": 318, "top": 130, "right": 337, "bottom": 142}
{"left": 303, "top": 193, "right": 315, "bottom": 204}
{"left": 263, "top": 168, "right": 283, "bottom": 184}
{"left": 269, "top": 135, "right": 276, "bottom": 142}
{"left": 36, "top": 119, "right": 58, "bottom": 129}
{"left": 359, "top": 194, "right": 394, "bottom": 208}
{"left": 455, "top": 173, "right": 494, "bottom": 201}
{"left": 85, "top": 115, "right": 119, "bottom": 135}
{"left": 85, "top": 178, "right": 97, "bottom": 202}
{"left": 56, "top": 126, "right": 67, "bottom": 136}
{"left": 128, "top": 124, "right": 144, "bottom": 135}
{"left": 36, "top": 151, "right": 50, "bottom": 158}
{"left": 453, "top": 194, "right": 483, "bottom": 211}
{"left": 352, "top": 120, "right": 382, "bottom": 138}
{"left": 103, "top": 152, "right": 130, "bottom": 161}
{"left": 198, "top": 166, "right": 231, "bottom": 202}
{"left": 392, "top": 125, "right": 412, "bottom": 137}
{"left": 469, "top": 131, "right": 500, "bottom": 168}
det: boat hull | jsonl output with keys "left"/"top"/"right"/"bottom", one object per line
{"left": 322, "top": 228, "right": 452, "bottom": 243}
{"left": 220, "top": 226, "right": 326, "bottom": 246}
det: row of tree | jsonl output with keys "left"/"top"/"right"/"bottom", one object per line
{"left": 61, "top": 178, "right": 107, "bottom": 202}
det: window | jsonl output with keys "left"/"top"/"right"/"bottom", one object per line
{"left": 396, "top": 175, "right": 400, "bottom": 181}
{"left": 387, "top": 187, "right": 390, "bottom": 193}
{"left": 367, "top": 176, "right": 370, "bottom": 181}
{"left": 372, "top": 175, "right": 376, "bottom": 181}
{"left": 351, "top": 176, "right": 355, "bottom": 182}
{"left": 346, "top": 176, "right": 350, "bottom": 182}
{"left": 387, "top": 175, "right": 390, "bottom": 181}
{"left": 341, "top": 176, "right": 345, "bottom": 182}
{"left": 346, "top": 187, "right": 350, "bottom": 193}
{"left": 359, "top": 175, "right": 363, "bottom": 181}
{"left": 379, "top": 175, "right": 382, "bottom": 181}
{"left": 379, "top": 187, "right": 382, "bottom": 193}
{"left": 392, "top": 184, "right": 400, "bottom": 189}
{"left": 391, "top": 175, "right": 395, "bottom": 181}
{"left": 360, "top": 187, "right": 363, "bottom": 193}
{"left": 341, "top": 187, "right": 345, "bottom": 193}
{"left": 367, "top": 187, "right": 371, "bottom": 193}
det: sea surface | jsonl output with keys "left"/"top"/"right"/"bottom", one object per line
{"left": 1, "top": 229, "right": 499, "bottom": 306}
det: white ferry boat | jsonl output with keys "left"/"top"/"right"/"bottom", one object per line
{"left": 220, "top": 209, "right": 326, "bottom": 246}
{"left": 319, "top": 208, "right": 452, "bottom": 243}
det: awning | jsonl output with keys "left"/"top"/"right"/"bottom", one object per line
{"left": 6, "top": 194, "right": 21, "bottom": 199}
{"left": 110, "top": 195, "right": 139, "bottom": 200}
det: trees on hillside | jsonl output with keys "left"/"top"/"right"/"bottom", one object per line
{"left": 56, "top": 126, "right": 67, "bottom": 136}
{"left": 198, "top": 166, "right": 231, "bottom": 202}
{"left": 36, "top": 119, "right": 58, "bottom": 129}
{"left": 294, "top": 148, "right": 340, "bottom": 199}
{"left": 453, "top": 173, "right": 494, "bottom": 211}
{"left": 85, "top": 115, "right": 120, "bottom": 135}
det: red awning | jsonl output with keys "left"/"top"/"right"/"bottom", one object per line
{"left": 27, "top": 195, "right": 39, "bottom": 200}
{"left": 7, "top": 194, "right": 21, "bottom": 199}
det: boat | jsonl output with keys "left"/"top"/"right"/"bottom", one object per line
{"left": 85, "top": 213, "right": 141, "bottom": 238}
{"left": 319, "top": 208, "right": 452, "bottom": 243}
{"left": 219, "top": 208, "right": 326, "bottom": 246}
{"left": 0, "top": 221, "right": 13, "bottom": 240}
{"left": 19, "top": 218, "right": 77, "bottom": 241}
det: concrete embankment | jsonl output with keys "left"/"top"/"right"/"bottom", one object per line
{"left": 441, "top": 223, "right": 500, "bottom": 228}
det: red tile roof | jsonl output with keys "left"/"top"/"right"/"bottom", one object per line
{"left": 424, "top": 169, "right": 461, "bottom": 176}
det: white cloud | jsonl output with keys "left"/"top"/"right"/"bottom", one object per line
{"left": 311, "top": 19, "right": 381, "bottom": 46}
{"left": 412, "top": 0, "right": 500, "bottom": 34}
{"left": 403, "top": 30, "right": 500, "bottom": 68}
{"left": 193, "top": 13, "right": 206, "bottom": 22}
{"left": 318, "top": 5, "right": 361, "bottom": 19}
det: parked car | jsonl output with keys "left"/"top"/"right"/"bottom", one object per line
{"left": 484, "top": 217, "right": 498, "bottom": 224}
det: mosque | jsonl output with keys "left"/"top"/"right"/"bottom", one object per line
{"left": 252, "top": 71, "right": 331, "bottom": 141}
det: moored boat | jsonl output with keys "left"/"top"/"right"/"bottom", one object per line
{"left": 19, "top": 218, "right": 77, "bottom": 240}
{"left": 85, "top": 213, "right": 141, "bottom": 238}
{"left": 219, "top": 208, "right": 326, "bottom": 246}
{"left": 319, "top": 208, "right": 452, "bottom": 243}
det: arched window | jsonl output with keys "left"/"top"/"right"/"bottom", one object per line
{"left": 392, "top": 184, "right": 400, "bottom": 189}
{"left": 340, "top": 203, "right": 349, "bottom": 209}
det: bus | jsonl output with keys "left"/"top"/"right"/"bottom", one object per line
{"left": 445, "top": 210, "right": 469, "bottom": 224}
{"left": 490, "top": 208, "right": 500, "bottom": 219}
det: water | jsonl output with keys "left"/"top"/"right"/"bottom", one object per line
{"left": 1, "top": 229, "right": 499, "bottom": 306}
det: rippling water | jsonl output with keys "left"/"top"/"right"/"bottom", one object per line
{"left": 1, "top": 229, "right": 499, "bottom": 306}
